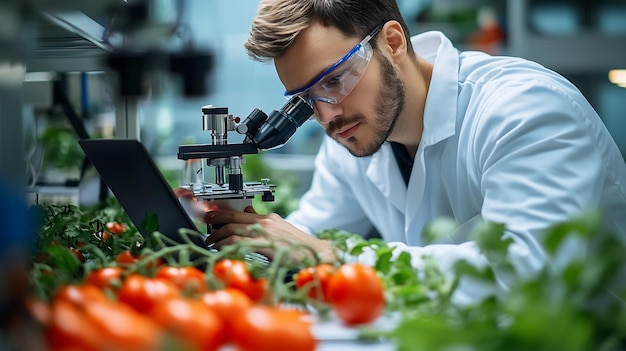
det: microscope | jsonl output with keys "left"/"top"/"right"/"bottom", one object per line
{"left": 177, "top": 95, "right": 313, "bottom": 210}
{"left": 77, "top": 0, "right": 314, "bottom": 211}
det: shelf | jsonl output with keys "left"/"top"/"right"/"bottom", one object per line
{"left": 407, "top": 0, "right": 626, "bottom": 74}
{"left": 26, "top": 11, "right": 115, "bottom": 72}
{"left": 507, "top": 31, "right": 626, "bottom": 74}
{"left": 26, "top": 185, "right": 79, "bottom": 205}
{"left": 506, "top": 0, "right": 626, "bottom": 74}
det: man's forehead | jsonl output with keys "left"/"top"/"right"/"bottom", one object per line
{"left": 275, "top": 23, "right": 357, "bottom": 91}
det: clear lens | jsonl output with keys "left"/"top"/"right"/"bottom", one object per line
{"left": 284, "top": 23, "right": 383, "bottom": 106}
{"left": 286, "top": 41, "right": 374, "bottom": 105}
{"left": 309, "top": 42, "right": 373, "bottom": 104}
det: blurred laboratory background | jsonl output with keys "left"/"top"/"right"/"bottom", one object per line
{"left": 1, "top": 0, "right": 625, "bottom": 207}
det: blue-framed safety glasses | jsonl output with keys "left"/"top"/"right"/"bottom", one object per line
{"left": 284, "top": 24, "right": 384, "bottom": 106}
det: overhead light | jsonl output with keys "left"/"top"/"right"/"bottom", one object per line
{"left": 24, "top": 72, "right": 55, "bottom": 82}
{"left": 608, "top": 69, "right": 626, "bottom": 86}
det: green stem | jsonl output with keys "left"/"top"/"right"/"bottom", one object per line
{"left": 79, "top": 243, "right": 109, "bottom": 267}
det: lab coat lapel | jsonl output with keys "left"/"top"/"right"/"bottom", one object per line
{"left": 405, "top": 150, "right": 427, "bottom": 234}
{"left": 406, "top": 31, "right": 460, "bottom": 235}
{"left": 366, "top": 144, "right": 406, "bottom": 213}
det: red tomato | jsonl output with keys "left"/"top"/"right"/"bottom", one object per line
{"left": 201, "top": 288, "right": 253, "bottom": 323}
{"left": 83, "top": 299, "right": 161, "bottom": 351}
{"left": 295, "top": 263, "right": 335, "bottom": 301}
{"left": 46, "top": 299, "right": 104, "bottom": 351}
{"left": 115, "top": 250, "right": 139, "bottom": 265}
{"left": 25, "top": 297, "right": 51, "bottom": 326}
{"left": 327, "top": 263, "right": 385, "bottom": 325}
{"left": 115, "top": 250, "right": 163, "bottom": 271}
{"left": 151, "top": 296, "right": 225, "bottom": 351}
{"left": 85, "top": 267, "right": 124, "bottom": 291}
{"left": 106, "top": 221, "right": 127, "bottom": 235}
{"left": 54, "top": 284, "right": 110, "bottom": 308}
{"left": 201, "top": 288, "right": 253, "bottom": 341}
{"left": 117, "top": 274, "right": 180, "bottom": 314}
{"left": 213, "top": 259, "right": 267, "bottom": 302}
{"left": 68, "top": 247, "right": 85, "bottom": 263}
{"left": 155, "top": 266, "right": 207, "bottom": 295}
{"left": 230, "top": 305, "right": 316, "bottom": 351}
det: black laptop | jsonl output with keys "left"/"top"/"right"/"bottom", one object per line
{"left": 78, "top": 138, "right": 208, "bottom": 248}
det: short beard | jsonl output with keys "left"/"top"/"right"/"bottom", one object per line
{"left": 328, "top": 53, "right": 405, "bottom": 157}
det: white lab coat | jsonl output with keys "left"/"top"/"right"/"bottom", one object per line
{"left": 286, "top": 31, "right": 626, "bottom": 301}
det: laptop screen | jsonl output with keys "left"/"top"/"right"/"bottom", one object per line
{"left": 78, "top": 138, "right": 207, "bottom": 248}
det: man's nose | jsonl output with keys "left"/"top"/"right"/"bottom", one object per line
{"left": 313, "top": 100, "right": 342, "bottom": 125}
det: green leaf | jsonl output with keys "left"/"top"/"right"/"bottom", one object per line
{"left": 395, "top": 251, "right": 413, "bottom": 267}
{"left": 348, "top": 242, "right": 369, "bottom": 256}
{"left": 453, "top": 259, "right": 497, "bottom": 283}
{"left": 422, "top": 217, "right": 458, "bottom": 244}
{"left": 374, "top": 246, "right": 395, "bottom": 273}
{"left": 471, "top": 221, "right": 507, "bottom": 252}
{"left": 544, "top": 211, "right": 602, "bottom": 254}
{"left": 45, "top": 245, "right": 80, "bottom": 274}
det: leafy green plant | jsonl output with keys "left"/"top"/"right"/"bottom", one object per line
{"left": 29, "top": 197, "right": 307, "bottom": 303}
{"left": 39, "top": 126, "right": 84, "bottom": 173}
{"left": 330, "top": 212, "right": 626, "bottom": 351}
{"left": 30, "top": 189, "right": 626, "bottom": 351}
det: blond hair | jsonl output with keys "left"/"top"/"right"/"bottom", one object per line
{"left": 244, "top": 0, "right": 413, "bottom": 62}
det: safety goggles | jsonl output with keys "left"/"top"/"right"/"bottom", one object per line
{"left": 284, "top": 24, "right": 384, "bottom": 106}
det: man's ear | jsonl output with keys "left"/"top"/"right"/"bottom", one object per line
{"left": 380, "top": 21, "right": 408, "bottom": 64}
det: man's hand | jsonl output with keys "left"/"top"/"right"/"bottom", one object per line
{"left": 173, "top": 187, "right": 213, "bottom": 219}
{"left": 203, "top": 206, "right": 337, "bottom": 264}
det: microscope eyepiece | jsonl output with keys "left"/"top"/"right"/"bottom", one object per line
{"left": 243, "top": 96, "right": 313, "bottom": 150}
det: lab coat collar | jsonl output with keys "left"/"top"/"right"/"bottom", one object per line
{"left": 366, "top": 31, "right": 461, "bottom": 217}
{"left": 404, "top": 31, "right": 460, "bottom": 231}
{"left": 413, "top": 31, "right": 459, "bottom": 148}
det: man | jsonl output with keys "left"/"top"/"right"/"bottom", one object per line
{"left": 203, "top": 0, "right": 626, "bottom": 287}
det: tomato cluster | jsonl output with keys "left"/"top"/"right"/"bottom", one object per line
{"left": 295, "top": 263, "right": 385, "bottom": 325}
{"left": 42, "top": 284, "right": 161, "bottom": 351}
{"left": 79, "top": 221, "right": 128, "bottom": 248}
{"left": 28, "top": 259, "right": 317, "bottom": 351}
{"left": 30, "top": 208, "right": 390, "bottom": 350}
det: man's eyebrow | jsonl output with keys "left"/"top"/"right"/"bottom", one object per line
{"left": 285, "top": 40, "right": 357, "bottom": 96}
{"left": 308, "top": 65, "right": 333, "bottom": 83}
{"left": 295, "top": 59, "right": 340, "bottom": 91}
